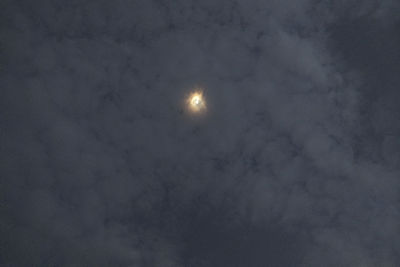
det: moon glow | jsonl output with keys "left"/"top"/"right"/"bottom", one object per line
{"left": 187, "top": 90, "right": 206, "bottom": 114}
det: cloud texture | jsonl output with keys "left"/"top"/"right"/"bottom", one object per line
{"left": 1, "top": 0, "right": 400, "bottom": 266}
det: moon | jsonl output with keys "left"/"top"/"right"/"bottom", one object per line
{"left": 187, "top": 90, "right": 206, "bottom": 114}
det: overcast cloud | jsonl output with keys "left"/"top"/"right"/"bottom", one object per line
{"left": 1, "top": 0, "right": 400, "bottom": 266}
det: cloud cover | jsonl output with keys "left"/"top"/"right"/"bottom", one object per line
{"left": 1, "top": 0, "right": 399, "bottom": 266}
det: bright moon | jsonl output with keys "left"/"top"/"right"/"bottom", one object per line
{"left": 187, "top": 91, "right": 206, "bottom": 114}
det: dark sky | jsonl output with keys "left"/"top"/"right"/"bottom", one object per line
{"left": 1, "top": 0, "right": 400, "bottom": 266}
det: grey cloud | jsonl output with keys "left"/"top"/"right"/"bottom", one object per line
{"left": 1, "top": 0, "right": 400, "bottom": 266}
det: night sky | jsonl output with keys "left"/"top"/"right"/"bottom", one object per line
{"left": 1, "top": 0, "right": 400, "bottom": 266}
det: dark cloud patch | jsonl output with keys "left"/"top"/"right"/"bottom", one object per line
{"left": 181, "top": 215, "right": 306, "bottom": 267}
{"left": 328, "top": 13, "right": 400, "bottom": 166}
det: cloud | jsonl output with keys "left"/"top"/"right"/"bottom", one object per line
{"left": 1, "top": 0, "right": 399, "bottom": 266}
